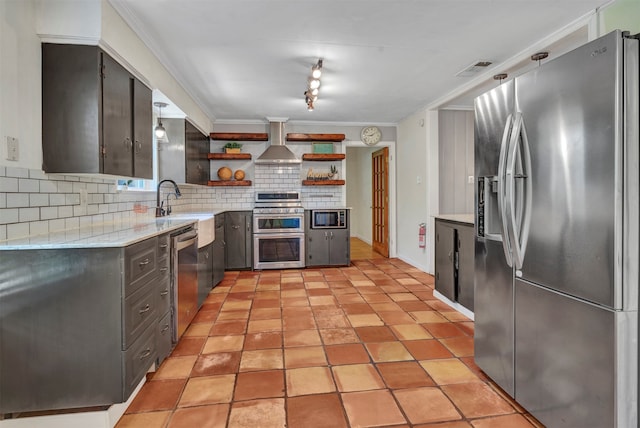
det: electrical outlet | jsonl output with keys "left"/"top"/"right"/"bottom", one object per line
{"left": 468, "top": 175, "right": 474, "bottom": 184}
{"left": 416, "top": 176, "right": 422, "bottom": 184}
{"left": 6, "top": 137, "right": 18, "bottom": 161}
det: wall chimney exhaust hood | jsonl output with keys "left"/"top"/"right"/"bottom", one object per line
{"left": 255, "top": 121, "right": 301, "bottom": 164}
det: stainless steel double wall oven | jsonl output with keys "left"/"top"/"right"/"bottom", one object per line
{"left": 253, "top": 192, "right": 305, "bottom": 269}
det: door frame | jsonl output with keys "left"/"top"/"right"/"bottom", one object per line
{"left": 344, "top": 140, "right": 397, "bottom": 258}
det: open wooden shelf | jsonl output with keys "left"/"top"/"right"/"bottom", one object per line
{"left": 207, "top": 180, "right": 252, "bottom": 187}
{"left": 208, "top": 153, "right": 252, "bottom": 160}
{"left": 302, "top": 153, "right": 346, "bottom": 161}
{"left": 287, "top": 133, "right": 345, "bottom": 142}
{"left": 210, "top": 132, "right": 268, "bottom": 141}
{"left": 302, "top": 179, "right": 345, "bottom": 186}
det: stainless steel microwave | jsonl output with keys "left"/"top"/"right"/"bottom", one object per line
{"left": 311, "top": 209, "right": 347, "bottom": 229}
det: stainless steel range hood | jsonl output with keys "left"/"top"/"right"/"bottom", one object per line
{"left": 255, "top": 121, "right": 301, "bottom": 164}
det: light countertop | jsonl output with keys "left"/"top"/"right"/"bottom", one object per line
{"left": 435, "top": 214, "right": 475, "bottom": 226}
{"left": 0, "top": 210, "right": 227, "bottom": 250}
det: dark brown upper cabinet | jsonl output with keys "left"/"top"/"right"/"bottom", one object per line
{"left": 157, "top": 118, "right": 210, "bottom": 186}
{"left": 42, "top": 43, "right": 153, "bottom": 179}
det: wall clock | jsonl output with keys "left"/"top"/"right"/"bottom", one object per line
{"left": 361, "top": 126, "right": 382, "bottom": 146}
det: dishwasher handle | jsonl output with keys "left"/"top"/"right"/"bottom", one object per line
{"left": 174, "top": 231, "right": 198, "bottom": 251}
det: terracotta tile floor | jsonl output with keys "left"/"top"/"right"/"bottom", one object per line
{"left": 117, "top": 258, "right": 544, "bottom": 428}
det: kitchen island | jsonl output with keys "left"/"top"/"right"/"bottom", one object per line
{"left": 0, "top": 214, "right": 219, "bottom": 426}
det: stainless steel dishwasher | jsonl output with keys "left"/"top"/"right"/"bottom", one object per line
{"left": 171, "top": 225, "right": 198, "bottom": 342}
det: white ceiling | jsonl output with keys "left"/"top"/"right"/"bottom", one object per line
{"left": 110, "top": 0, "right": 611, "bottom": 125}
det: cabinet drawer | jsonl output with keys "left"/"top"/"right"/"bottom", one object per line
{"left": 125, "top": 237, "right": 158, "bottom": 295}
{"left": 157, "top": 233, "right": 170, "bottom": 259}
{"left": 157, "top": 276, "right": 171, "bottom": 316}
{"left": 123, "top": 279, "right": 158, "bottom": 349}
{"left": 123, "top": 322, "right": 157, "bottom": 399}
{"left": 156, "top": 311, "right": 172, "bottom": 365}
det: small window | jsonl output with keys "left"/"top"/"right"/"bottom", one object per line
{"left": 117, "top": 179, "right": 155, "bottom": 191}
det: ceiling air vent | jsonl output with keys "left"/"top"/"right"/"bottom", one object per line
{"left": 455, "top": 60, "right": 493, "bottom": 77}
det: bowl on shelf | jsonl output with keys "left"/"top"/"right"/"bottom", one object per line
{"left": 217, "top": 166, "right": 232, "bottom": 180}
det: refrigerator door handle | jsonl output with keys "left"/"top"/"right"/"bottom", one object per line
{"left": 506, "top": 113, "right": 532, "bottom": 270}
{"left": 498, "top": 114, "right": 514, "bottom": 267}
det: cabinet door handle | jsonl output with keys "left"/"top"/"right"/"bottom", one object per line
{"left": 135, "top": 141, "right": 142, "bottom": 154}
{"left": 139, "top": 304, "right": 151, "bottom": 315}
{"left": 324, "top": 231, "right": 328, "bottom": 239}
{"left": 232, "top": 225, "right": 240, "bottom": 229}
{"left": 160, "top": 290, "right": 169, "bottom": 296}
{"left": 159, "top": 243, "right": 168, "bottom": 249}
{"left": 160, "top": 267, "right": 168, "bottom": 273}
{"left": 330, "top": 231, "right": 334, "bottom": 239}
{"left": 161, "top": 324, "right": 170, "bottom": 334}
{"left": 139, "top": 258, "right": 150, "bottom": 267}
{"left": 124, "top": 138, "right": 132, "bottom": 151}
{"left": 139, "top": 349, "right": 152, "bottom": 360}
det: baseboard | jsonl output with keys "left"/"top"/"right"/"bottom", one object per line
{"left": 433, "top": 290, "right": 475, "bottom": 321}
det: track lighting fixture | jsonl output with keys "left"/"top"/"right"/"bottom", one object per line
{"left": 304, "top": 59, "right": 323, "bottom": 111}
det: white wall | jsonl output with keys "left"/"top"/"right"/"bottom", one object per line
{"left": 0, "top": 0, "right": 42, "bottom": 170}
{"left": 396, "top": 110, "right": 430, "bottom": 272}
{"left": 0, "top": 0, "right": 213, "bottom": 173}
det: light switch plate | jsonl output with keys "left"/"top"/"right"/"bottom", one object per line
{"left": 6, "top": 136, "right": 18, "bottom": 161}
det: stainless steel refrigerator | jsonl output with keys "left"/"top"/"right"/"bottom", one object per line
{"left": 474, "top": 30, "right": 638, "bottom": 428}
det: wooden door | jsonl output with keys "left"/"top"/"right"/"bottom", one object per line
{"left": 372, "top": 147, "right": 389, "bottom": 257}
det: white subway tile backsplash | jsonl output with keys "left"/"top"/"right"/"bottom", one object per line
{"left": 49, "top": 194, "right": 66, "bottom": 206}
{"left": 66, "top": 193, "right": 80, "bottom": 205}
{"left": 49, "top": 218, "right": 66, "bottom": 232}
{"left": 7, "top": 193, "right": 29, "bottom": 208}
{"left": 18, "top": 179, "right": 39, "bottom": 193}
{"left": 19, "top": 208, "right": 40, "bottom": 223}
{"left": 56, "top": 181, "right": 73, "bottom": 193}
{"left": 30, "top": 193, "right": 49, "bottom": 207}
{"left": 6, "top": 167, "right": 29, "bottom": 178}
{"left": 0, "top": 225, "right": 6, "bottom": 240}
{"left": 7, "top": 222, "right": 29, "bottom": 239}
{"left": 65, "top": 217, "right": 80, "bottom": 229}
{"left": 29, "top": 169, "right": 47, "bottom": 180}
{"left": 39, "top": 180, "right": 58, "bottom": 193}
{"left": 58, "top": 206, "right": 73, "bottom": 218}
{"left": 0, "top": 164, "right": 346, "bottom": 240}
{"left": 29, "top": 220, "right": 49, "bottom": 236}
{"left": 0, "top": 177, "right": 19, "bottom": 192}
{"left": 0, "top": 208, "right": 19, "bottom": 223}
{"left": 40, "top": 206, "right": 59, "bottom": 220}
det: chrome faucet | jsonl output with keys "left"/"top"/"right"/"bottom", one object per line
{"left": 156, "top": 179, "right": 181, "bottom": 217}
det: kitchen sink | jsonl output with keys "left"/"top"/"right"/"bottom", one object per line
{"left": 167, "top": 213, "right": 215, "bottom": 247}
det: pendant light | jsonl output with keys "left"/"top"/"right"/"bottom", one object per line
{"left": 154, "top": 102, "right": 168, "bottom": 140}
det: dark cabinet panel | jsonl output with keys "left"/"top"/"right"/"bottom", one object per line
{"left": 212, "top": 214, "right": 226, "bottom": 285}
{"left": 305, "top": 211, "right": 351, "bottom": 267}
{"left": 186, "top": 120, "right": 210, "bottom": 185}
{"left": 159, "top": 119, "right": 210, "bottom": 185}
{"left": 133, "top": 79, "right": 153, "bottom": 178}
{"left": 435, "top": 218, "right": 474, "bottom": 311}
{"left": 435, "top": 221, "right": 456, "bottom": 301}
{"left": 225, "top": 211, "right": 252, "bottom": 270}
{"left": 197, "top": 242, "right": 214, "bottom": 307}
{"left": 42, "top": 43, "right": 152, "bottom": 179}
{"left": 102, "top": 52, "right": 133, "bottom": 177}
{"left": 457, "top": 224, "right": 475, "bottom": 311}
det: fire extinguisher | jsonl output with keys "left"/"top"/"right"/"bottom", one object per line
{"left": 418, "top": 223, "right": 426, "bottom": 248}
